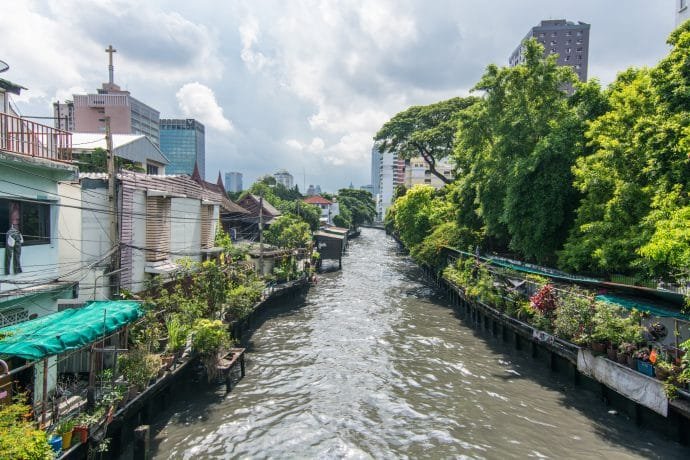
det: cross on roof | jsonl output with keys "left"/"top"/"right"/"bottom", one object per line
{"left": 105, "top": 45, "right": 117, "bottom": 65}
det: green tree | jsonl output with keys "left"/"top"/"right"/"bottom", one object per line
{"left": 264, "top": 215, "right": 311, "bottom": 249}
{"left": 391, "top": 185, "right": 452, "bottom": 249}
{"left": 335, "top": 189, "right": 376, "bottom": 228}
{"left": 375, "top": 97, "right": 478, "bottom": 184}
{"left": 454, "top": 39, "right": 594, "bottom": 263}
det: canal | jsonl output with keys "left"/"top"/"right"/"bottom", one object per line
{"left": 150, "top": 228, "right": 689, "bottom": 459}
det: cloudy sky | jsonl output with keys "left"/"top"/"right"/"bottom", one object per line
{"left": 4, "top": 0, "right": 677, "bottom": 191}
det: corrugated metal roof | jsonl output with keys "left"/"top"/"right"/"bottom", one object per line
{"left": 72, "top": 133, "right": 169, "bottom": 165}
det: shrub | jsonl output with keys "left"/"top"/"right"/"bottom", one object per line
{"left": 0, "top": 398, "right": 53, "bottom": 460}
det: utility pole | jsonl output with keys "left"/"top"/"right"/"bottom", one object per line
{"left": 258, "top": 195, "right": 264, "bottom": 275}
{"left": 105, "top": 116, "right": 120, "bottom": 297}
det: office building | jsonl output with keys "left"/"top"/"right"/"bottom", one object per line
{"left": 54, "top": 45, "right": 161, "bottom": 145}
{"left": 678, "top": 0, "right": 690, "bottom": 26}
{"left": 274, "top": 169, "right": 294, "bottom": 189}
{"left": 509, "top": 20, "right": 590, "bottom": 82}
{"left": 159, "top": 118, "right": 205, "bottom": 178}
{"left": 225, "top": 171, "right": 243, "bottom": 193}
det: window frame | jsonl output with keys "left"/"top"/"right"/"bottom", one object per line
{"left": 0, "top": 199, "right": 52, "bottom": 248}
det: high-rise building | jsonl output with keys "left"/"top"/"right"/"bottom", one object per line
{"left": 274, "top": 169, "right": 294, "bottom": 189}
{"left": 377, "top": 151, "right": 405, "bottom": 221}
{"left": 54, "top": 45, "right": 161, "bottom": 145}
{"left": 371, "top": 143, "right": 382, "bottom": 197}
{"left": 509, "top": 20, "right": 590, "bottom": 82}
{"left": 404, "top": 157, "right": 453, "bottom": 189}
{"left": 678, "top": 0, "right": 690, "bottom": 26}
{"left": 225, "top": 171, "right": 243, "bottom": 193}
{"left": 159, "top": 119, "right": 205, "bottom": 178}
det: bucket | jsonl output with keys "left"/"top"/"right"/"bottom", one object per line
{"left": 48, "top": 435, "right": 62, "bottom": 453}
{"left": 61, "top": 430, "right": 73, "bottom": 449}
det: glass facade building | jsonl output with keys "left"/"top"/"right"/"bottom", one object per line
{"left": 159, "top": 119, "right": 205, "bottom": 178}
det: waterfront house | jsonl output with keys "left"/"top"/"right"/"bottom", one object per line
{"left": 0, "top": 72, "right": 79, "bottom": 410}
{"left": 302, "top": 195, "right": 339, "bottom": 225}
{"left": 232, "top": 193, "right": 281, "bottom": 241}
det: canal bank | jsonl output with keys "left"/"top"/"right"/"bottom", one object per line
{"left": 149, "top": 228, "right": 689, "bottom": 458}
{"left": 69, "top": 279, "right": 311, "bottom": 460}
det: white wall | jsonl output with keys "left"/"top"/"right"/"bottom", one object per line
{"left": 78, "top": 184, "right": 111, "bottom": 301}
{"left": 131, "top": 190, "right": 147, "bottom": 293}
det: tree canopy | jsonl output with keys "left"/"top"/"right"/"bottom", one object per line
{"left": 375, "top": 96, "right": 478, "bottom": 184}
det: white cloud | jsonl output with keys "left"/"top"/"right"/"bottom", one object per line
{"left": 176, "top": 82, "right": 233, "bottom": 132}
{"left": 239, "top": 17, "right": 272, "bottom": 73}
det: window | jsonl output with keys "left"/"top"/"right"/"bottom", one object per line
{"left": 551, "top": 32, "right": 557, "bottom": 37}
{"left": 145, "top": 196, "right": 170, "bottom": 262}
{"left": 539, "top": 32, "right": 545, "bottom": 38}
{"left": 566, "top": 39, "right": 572, "bottom": 45}
{"left": 146, "top": 164, "right": 159, "bottom": 175}
{"left": 577, "top": 31, "right": 583, "bottom": 36}
{"left": 565, "top": 31, "right": 572, "bottom": 37}
{"left": 566, "top": 48, "right": 572, "bottom": 54}
{"left": 550, "top": 40, "right": 557, "bottom": 45}
{"left": 0, "top": 199, "right": 51, "bottom": 247}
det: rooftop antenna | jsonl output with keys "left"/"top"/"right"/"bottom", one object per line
{"left": 105, "top": 45, "right": 117, "bottom": 84}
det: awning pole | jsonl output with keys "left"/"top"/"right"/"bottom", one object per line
{"left": 40, "top": 358, "right": 48, "bottom": 428}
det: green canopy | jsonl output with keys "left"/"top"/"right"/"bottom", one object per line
{"left": 595, "top": 294, "right": 690, "bottom": 321}
{"left": 0, "top": 301, "right": 143, "bottom": 361}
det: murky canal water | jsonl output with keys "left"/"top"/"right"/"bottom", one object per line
{"left": 151, "top": 228, "right": 688, "bottom": 459}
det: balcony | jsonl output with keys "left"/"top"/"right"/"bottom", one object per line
{"left": 0, "top": 112, "right": 72, "bottom": 162}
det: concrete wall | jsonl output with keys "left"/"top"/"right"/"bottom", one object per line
{"left": 131, "top": 190, "right": 147, "bottom": 293}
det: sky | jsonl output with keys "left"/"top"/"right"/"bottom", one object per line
{"left": 3, "top": 0, "right": 678, "bottom": 192}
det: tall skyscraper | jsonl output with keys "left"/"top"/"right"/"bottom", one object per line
{"left": 509, "top": 20, "right": 590, "bottom": 82}
{"left": 54, "top": 45, "right": 161, "bottom": 145}
{"left": 225, "top": 171, "right": 243, "bottom": 193}
{"left": 371, "top": 143, "right": 382, "bottom": 197}
{"left": 273, "top": 169, "right": 294, "bottom": 189}
{"left": 159, "top": 119, "right": 206, "bottom": 178}
{"left": 678, "top": 0, "right": 690, "bottom": 26}
{"left": 377, "top": 151, "right": 405, "bottom": 221}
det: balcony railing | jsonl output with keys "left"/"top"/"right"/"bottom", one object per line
{"left": 0, "top": 112, "right": 72, "bottom": 162}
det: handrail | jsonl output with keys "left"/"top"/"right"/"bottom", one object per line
{"left": 0, "top": 112, "right": 72, "bottom": 162}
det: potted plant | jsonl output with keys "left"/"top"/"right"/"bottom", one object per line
{"left": 165, "top": 314, "right": 189, "bottom": 363}
{"left": 191, "top": 319, "right": 231, "bottom": 381}
{"left": 55, "top": 418, "right": 75, "bottom": 449}
{"left": 655, "top": 360, "right": 677, "bottom": 382}
{"left": 118, "top": 349, "right": 162, "bottom": 391}
{"left": 635, "top": 349, "right": 655, "bottom": 377}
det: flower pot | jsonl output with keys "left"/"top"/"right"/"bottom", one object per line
{"left": 655, "top": 366, "right": 670, "bottom": 381}
{"left": 49, "top": 435, "right": 62, "bottom": 453}
{"left": 636, "top": 360, "right": 655, "bottom": 377}
{"left": 74, "top": 425, "right": 89, "bottom": 444}
{"left": 591, "top": 341, "right": 607, "bottom": 354}
{"left": 606, "top": 345, "right": 618, "bottom": 361}
{"left": 61, "top": 430, "right": 73, "bottom": 450}
{"left": 616, "top": 352, "right": 628, "bottom": 365}
{"left": 626, "top": 355, "right": 636, "bottom": 369}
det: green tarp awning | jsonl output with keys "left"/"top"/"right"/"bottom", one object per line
{"left": 0, "top": 301, "right": 143, "bottom": 361}
{"left": 595, "top": 294, "right": 690, "bottom": 321}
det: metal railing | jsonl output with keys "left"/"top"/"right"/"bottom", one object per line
{"left": 0, "top": 112, "right": 72, "bottom": 162}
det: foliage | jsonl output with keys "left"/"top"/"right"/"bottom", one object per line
{"left": 165, "top": 314, "right": 189, "bottom": 353}
{"left": 561, "top": 23, "right": 690, "bottom": 276}
{"left": 226, "top": 282, "right": 263, "bottom": 320}
{"left": 444, "top": 258, "right": 502, "bottom": 307}
{"left": 333, "top": 206, "right": 351, "bottom": 228}
{"left": 553, "top": 290, "right": 596, "bottom": 344}
{"left": 74, "top": 147, "right": 145, "bottom": 173}
{"left": 0, "top": 397, "right": 53, "bottom": 460}
{"left": 264, "top": 215, "right": 311, "bottom": 249}
{"left": 118, "top": 349, "right": 161, "bottom": 390}
{"left": 390, "top": 185, "right": 453, "bottom": 250}
{"left": 411, "top": 221, "right": 481, "bottom": 268}
{"left": 454, "top": 39, "right": 591, "bottom": 263}
{"left": 335, "top": 189, "right": 376, "bottom": 228}
{"left": 530, "top": 284, "right": 559, "bottom": 316}
{"left": 191, "top": 319, "right": 229, "bottom": 356}
{"left": 375, "top": 96, "right": 478, "bottom": 183}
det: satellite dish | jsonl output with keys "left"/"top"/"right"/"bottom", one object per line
{"left": 0, "top": 60, "right": 8, "bottom": 73}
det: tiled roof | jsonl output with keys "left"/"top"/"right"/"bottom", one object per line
{"left": 303, "top": 195, "right": 332, "bottom": 205}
